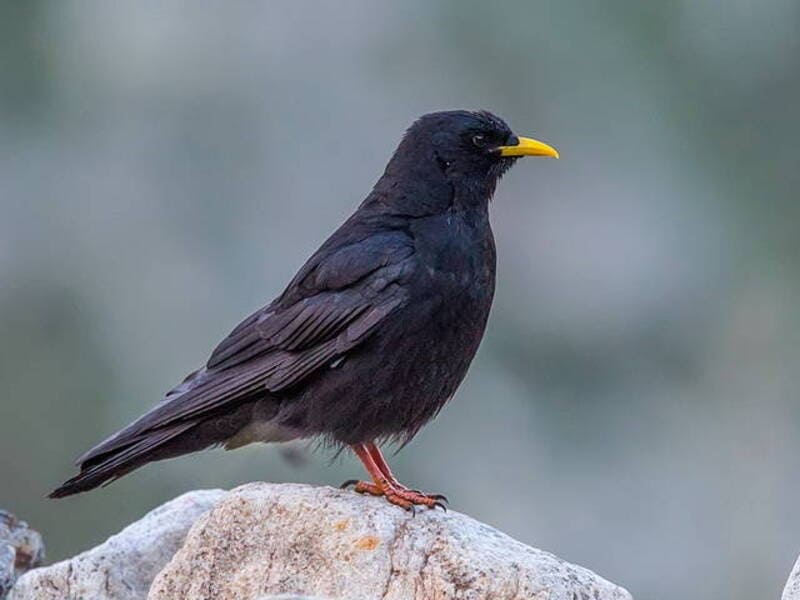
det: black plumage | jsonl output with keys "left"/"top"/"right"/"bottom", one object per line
{"left": 51, "top": 110, "right": 558, "bottom": 508}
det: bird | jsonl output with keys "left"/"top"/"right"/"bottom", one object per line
{"left": 50, "top": 110, "right": 558, "bottom": 510}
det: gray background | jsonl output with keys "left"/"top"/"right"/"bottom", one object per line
{"left": 1, "top": 2, "right": 799, "bottom": 599}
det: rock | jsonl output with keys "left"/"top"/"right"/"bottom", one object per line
{"left": 0, "top": 511, "right": 45, "bottom": 598}
{"left": 8, "top": 483, "right": 631, "bottom": 600}
{"left": 0, "top": 544, "right": 15, "bottom": 599}
{"left": 149, "top": 483, "right": 632, "bottom": 600}
{"left": 784, "top": 555, "right": 800, "bottom": 600}
{"left": 9, "top": 489, "right": 226, "bottom": 600}
{"left": 256, "top": 597, "right": 326, "bottom": 600}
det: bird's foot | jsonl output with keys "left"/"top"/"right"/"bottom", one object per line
{"left": 342, "top": 479, "right": 447, "bottom": 512}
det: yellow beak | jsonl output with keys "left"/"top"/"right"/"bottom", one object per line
{"left": 497, "top": 136, "right": 559, "bottom": 159}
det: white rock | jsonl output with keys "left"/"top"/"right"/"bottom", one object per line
{"left": 149, "top": 483, "right": 632, "bottom": 600}
{"left": 0, "top": 544, "right": 15, "bottom": 599}
{"left": 0, "top": 510, "right": 45, "bottom": 598}
{"left": 9, "top": 483, "right": 631, "bottom": 600}
{"left": 9, "top": 489, "right": 226, "bottom": 600}
{"left": 784, "top": 555, "right": 800, "bottom": 600}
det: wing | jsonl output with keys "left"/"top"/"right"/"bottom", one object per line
{"left": 207, "top": 229, "right": 414, "bottom": 372}
{"left": 79, "top": 229, "right": 416, "bottom": 464}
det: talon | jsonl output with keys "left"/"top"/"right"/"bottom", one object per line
{"left": 347, "top": 443, "right": 453, "bottom": 511}
{"left": 340, "top": 479, "right": 359, "bottom": 489}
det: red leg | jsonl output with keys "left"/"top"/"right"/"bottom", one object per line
{"left": 365, "top": 443, "right": 439, "bottom": 496}
{"left": 366, "top": 442, "right": 400, "bottom": 485}
{"left": 342, "top": 442, "right": 447, "bottom": 511}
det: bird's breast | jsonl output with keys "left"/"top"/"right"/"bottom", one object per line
{"left": 405, "top": 209, "right": 497, "bottom": 336}
{"left": 412, "top": 210, "right": 495, "bottom": 291}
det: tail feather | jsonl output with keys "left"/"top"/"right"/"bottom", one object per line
{"left": 49, "top": 422, "right": 196, "bottom": 498}
{"left": 50, "top": 397, "right": 264, "bottom": 499}
{"left": 74, "top": 368, "right": 211, "bottom": 467}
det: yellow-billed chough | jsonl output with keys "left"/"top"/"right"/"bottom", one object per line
{"left": 51, "top": 110, "right": 558, "bottom": 510}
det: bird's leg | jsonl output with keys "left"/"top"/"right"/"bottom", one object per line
{"left": 344, "top": 442, "right": 447, "bottom": 511}
{"left": 366, "top": 442, "right": 447, "bottom": 503}
{"left": 365, "top": 443, "right": 436, "bottom": 496}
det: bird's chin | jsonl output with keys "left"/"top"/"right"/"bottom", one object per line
{"left": 489, "top": 156, "right": 518, "bottom": 181}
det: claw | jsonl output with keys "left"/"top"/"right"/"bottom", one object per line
{"left": 345, "top": 478, "right": 450, "bottom": 512}
{"left": 340, "top": 479, "right": 359, "bottom": 489}
{"left": 349, "top": 442, "right": 451, "bottom": 513}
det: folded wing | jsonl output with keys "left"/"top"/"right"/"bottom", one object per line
{"left": 76, "top": 229, "right": 415, "bottom": 465}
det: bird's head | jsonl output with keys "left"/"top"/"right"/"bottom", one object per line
{"left": 389, "top": 110, "right": 558, "bottom": 199}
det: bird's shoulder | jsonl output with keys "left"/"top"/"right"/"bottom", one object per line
{"left": 277, "top": 217, "right": 416, "bottom": 305}
{"left": 204, "top": 217, "right": 417, "bottom": 372}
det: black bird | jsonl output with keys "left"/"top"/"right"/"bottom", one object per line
{"left": 51, "top": 110, "right": 558, "bottom": 509}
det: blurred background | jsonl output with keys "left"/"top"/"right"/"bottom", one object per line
{"left": 1, "top": 2, "right": 798, "bottom": 598}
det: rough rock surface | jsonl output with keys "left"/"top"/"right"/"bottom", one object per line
{"left": 784, "top": 555, "right": 800, "bottom": 600}
{"left": 0, "top": 511, "right": 45, "bottom": 598}
{"left": 8, "top": 483, "right": 632, "bottom": 600}
{"left": 149, "top": 482, "right": 631, "bottom": 600}
{"left": 9, "top": 489, "right": 226, "bottom": 600}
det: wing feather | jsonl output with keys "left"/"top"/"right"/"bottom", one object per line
{"left": 77, "top": 229, "right": 414, "bottom": 463}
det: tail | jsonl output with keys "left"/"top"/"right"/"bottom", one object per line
{"left": 49, "top": 402, "right": 264, "bottom": 498}
{"left": 49, "top": 421, "right": 198, "bottom": 498}
{"left": 50, "top": 366, "right": 278, "bottom": 499}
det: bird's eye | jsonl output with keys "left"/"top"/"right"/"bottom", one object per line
{"left": 472, "top": 134, "right": 487, "bottom": 147}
